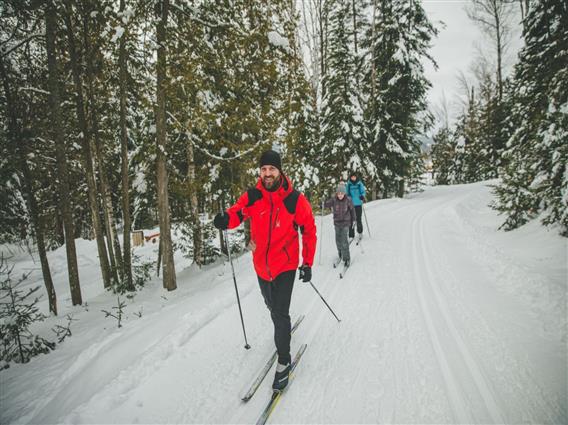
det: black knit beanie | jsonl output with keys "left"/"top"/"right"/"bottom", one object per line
{"left": 259, "top": 150, "right": 282, "bottom": 171}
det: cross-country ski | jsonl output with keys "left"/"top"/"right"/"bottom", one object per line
{"left": 339, "top": 260, "right": 351, "bottom": 279}
{"left": 241, "top": 315, "right": 305, "bottom": 402}
{"left": 255, "top": 344, "right": 308, "bottom": 425}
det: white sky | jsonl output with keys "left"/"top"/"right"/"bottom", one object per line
{"left": 422, "top": 0, "right": 524, "bottom": 128}
{"left": 296, "top": 0, "right": 524, "bottom": 133}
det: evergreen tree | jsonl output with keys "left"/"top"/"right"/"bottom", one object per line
{"left": 319, "top": 0, "right": 364, "bottom": 189}
{"left": 475, "top": 85, "right": 509, "bottom": 179}
{"left": 276, "top": 1, "right": 320, "bottom": 194}
{"left": 493, "top": 0, "right": 568, "bottom": 234}
{"left": 0, "top": 256, "right": 55, "bottom": 365}
{"left": 452, "top": 93, "right": 485, "bottom": 183}
{"left": 430, "top": 126, "right": 454, "bottom": 185}
{"left": 363, "top": 0, "right": 437, "bottom": 197}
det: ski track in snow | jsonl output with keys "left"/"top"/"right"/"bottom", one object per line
{"left": 1, "top": 182, "right": 566, "bottom": 424}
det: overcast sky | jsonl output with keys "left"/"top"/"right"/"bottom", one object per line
{"left": 421, "top": 0, "right": 524, "bottom": 129}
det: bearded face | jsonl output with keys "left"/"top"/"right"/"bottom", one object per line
{"left": 260, "top": 165, "right": 281, "bottom": 189}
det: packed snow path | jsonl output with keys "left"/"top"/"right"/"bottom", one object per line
{"left": 1, "top": 182, "right": 566, "bottom": 424}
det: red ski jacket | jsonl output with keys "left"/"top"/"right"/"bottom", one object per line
{"left": 226, "top": 175, "right": 317, "bottom": 281}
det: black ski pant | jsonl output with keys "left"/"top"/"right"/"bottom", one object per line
{"left": 257, "top": 269, "right": 295, "bottom": 365}
{"left": 354, "top": 205, "right": 363, "bottom": 234}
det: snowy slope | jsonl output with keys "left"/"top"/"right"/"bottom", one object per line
{"left": 1, "top": 181, "right": 566, "bottom": 424}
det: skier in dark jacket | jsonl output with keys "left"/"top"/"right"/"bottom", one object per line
{"left": 324, "top": 182, "right": 355, "bottom": 266}
{"left": 213, "top": 150, "right": 317, "bottom": 391}
{"left": 346, "top": 172, "right": 366, "bottom": 239}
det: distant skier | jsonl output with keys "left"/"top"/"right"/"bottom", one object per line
{"left": 213, "top": 149, "right": 317, "bottom": 392}
{"left": 346, "top": 171, "right": 366, "bottom": 239}
{"left": 324, "top": 182, "right": 355, "bottom": 267}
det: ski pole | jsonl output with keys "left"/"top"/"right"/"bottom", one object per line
{"left": 308, "top": 280, "right": 341, "bottom": 323}
{"left": 222, "top": 227, "right": 251, "bottom": 350}
{"left": 362, "top": 203, "right": 371, "bottom": 238}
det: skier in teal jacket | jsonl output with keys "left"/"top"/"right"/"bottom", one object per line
{"left": 346, "top": 172, "right": 366, "bottom": 238}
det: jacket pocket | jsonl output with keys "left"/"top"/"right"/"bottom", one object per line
{"left": 283, "top": 246, "right": 291, "bottom": 262}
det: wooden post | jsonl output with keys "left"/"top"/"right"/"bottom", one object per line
{"left": 132, "top": 230, "right": 145, "bottom": 247}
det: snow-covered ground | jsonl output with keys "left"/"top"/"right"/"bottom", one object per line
{"left": 1, "top": 181, "right": 566, "bottom": 424}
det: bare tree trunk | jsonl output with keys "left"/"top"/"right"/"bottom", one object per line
{"left": 467, "top": 0, "right": 514, "bottom": 101}
{"left": 81, "top": 8, "right": 123, "bottom": 282}
{"left": 93, "top": 126, "right": 123, "bottom": 280}
{"left": 119, "top": 0, "right": 133, "bottom": 290}
{"left": 157, "top": 236, "right": 162, "bottom": 276}
{"left": 62, "top": 0, "right": 113, "bottom": 289}
{"left": 186, "top": 142, "right": 203, "bottom": 266}
{"left": 0, "top": 58, "right": 58, "bottom": 315}
{"left": 156, "top": 0, "right": 177, "bottom": 291}
{"left": 318, "top": 0, "right": 327, "bottom": 95}
{"left": 45, "top": 0, "right": 82, "bottom": 305}
{"left": 494, "top": 9, "right": 503, "bottom": 100}
{"left": 20, "top": 143, "right": 58, "bottom": 314}
{"left": 370, "top": 0, "right": 377, "bottom": 99}
{"left": 397, "top": 179, "right": 405, "bottom": 198}
{"left": 352, "top": 0, "right": 358, "bottom": 55}
{"left": 323, "top": 1, "right": 329, "bottom": 82}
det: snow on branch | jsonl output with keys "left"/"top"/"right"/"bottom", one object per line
{"left": 166, "top": 112, "right": 265, "bottom": 161}
{"left": 0, "top": 34, "right": 43, "bottom": 58}
{"left": 18, "top": 87, "right": 50, "bottom": 96}
{"left": 169, "top": 3, "right": 249, "bottom": 37}
{"left": 268, "top": 31, "right": 291, "bottom": 53}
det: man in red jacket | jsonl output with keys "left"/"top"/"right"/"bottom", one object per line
{"left": 213, "top": 150, "right": 317, "bottom": 391}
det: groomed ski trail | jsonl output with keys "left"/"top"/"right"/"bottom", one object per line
{"left": 2, "top": 182, "right": 565, "bottom": 425}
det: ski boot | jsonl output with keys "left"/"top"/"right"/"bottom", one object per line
{"left": 272, "top": 362, "right": 291, "bottom": 392}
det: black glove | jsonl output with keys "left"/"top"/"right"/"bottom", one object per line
{"left": 359, "top": 195, "right": 365, "bottom": 202}
{"left": 299, "top": 265, "right": 312, "bottom": 282}
{"left": 213, "top": 212, "right": 229, "bottom": 230}
{"left": 348, "top": 225, "right": 355, "bottom": 239}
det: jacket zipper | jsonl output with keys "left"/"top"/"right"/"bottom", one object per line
{"left": 266, "top": 193, "right": 274, "bottom": 280}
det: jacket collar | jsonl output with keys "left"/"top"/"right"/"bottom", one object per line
{"left": 256, "top": 174, "right": 293, "bottom": 200}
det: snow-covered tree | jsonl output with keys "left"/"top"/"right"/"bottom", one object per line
{"left": 362, "top": 0, "right": 437, "bottom": 197}
{"left": 493, "top": 0, "right": 568, "bottom": 235}
{"left": 0, "top": 256, "right": 55, "bottom": 365}
{"left": 319, "top": 0, "right": 364, "bottom": 190}
{"left": 430, "top": 127, "right": 455, "bottom": 185}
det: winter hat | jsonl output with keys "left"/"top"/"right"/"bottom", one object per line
{"left": 337, "top": 182, "right": 347, "bottom": 194}
{"left": 259, "top": 150, "right": 282, "bottom": 171}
